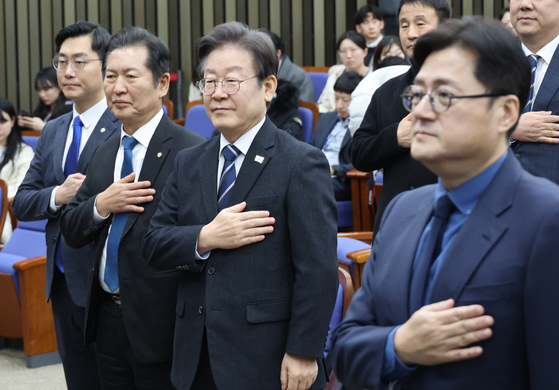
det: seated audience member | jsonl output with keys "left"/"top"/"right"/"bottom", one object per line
{"left": 18, "top": 67, "right": 72, "bottom": 131}
{"left": 318, "top": 31, "right": 371, "bottom": 113}
{"left": 264, "top": 30, "right": 315, "bottom": 102}
{"left": 371, "top": 35, "right": 407, "bottom": 71}
{"left": 354, "top": 5, "right": 385, "bottom": 66}
{"left": 0, "top": 98, "right": 34, "bottom": 243}
{"left": 267, "top": 79, "right": 303, "bottom": 140}
{"left": 311, "top": 71, "right": 362, "bottom": 201}
{"left": 188, "top": 67, "right": 203, "bottom": 103}
{"left": 499, "top": 7, "right": 516, "bottom": 35}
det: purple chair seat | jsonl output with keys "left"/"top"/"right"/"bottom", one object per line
{"left": 337, "top": 237, "right": 370, "bottom": 276}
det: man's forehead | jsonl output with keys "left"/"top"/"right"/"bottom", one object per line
{"left": 399, "top": 3, "right": 438, "bottom": 21}
{"left": 58, "top": 35, "right": 94, "bottom": 55}
{"left": 362, "top": 13, "right": 377, "bottom": 22}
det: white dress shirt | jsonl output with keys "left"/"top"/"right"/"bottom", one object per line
{"left": 521, "top": 33, "right": 559, "bottom": 101}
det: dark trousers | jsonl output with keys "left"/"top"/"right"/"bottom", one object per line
{"left": 51, "top": 268, "right": 101, "bottom": 390}
{"left": 190, "top": 330, "right": 217, "bottom": 390}
{"left": 96, "top": 294, "right": 175, "bottom": 390}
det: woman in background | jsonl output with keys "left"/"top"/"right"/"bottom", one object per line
{"left": 0, "top": 98, "right": 35, "bottom": 243}
{"left": 370, "top": 35, "right": 407, "bottom": 71}
{"left": 18, "top": 67, "right": 71, "bottom": 131}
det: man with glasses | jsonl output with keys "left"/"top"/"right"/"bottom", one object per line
{"left": 14, "top": 21, "right": 117, "bottom": 390}
{"left": 142, "top": 21, "right": 338, "bottom": 390}
{"left": 60, "top": 26, "right": 204, "bottom": 389}
{"left": 331, "top": 18, "right": 559, "bottom": 390}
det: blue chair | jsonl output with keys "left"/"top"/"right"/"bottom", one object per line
{"left": 376, "top": 170, "right": 383, "bottom": 184}
{"left": 324, "top": 267, "right": 353, "bottom": 357}
{"left": 184, "top": 104, "right": 216, "bottom": 139}
{"left": 22, "top": 135, "right": 39, "bottom": 151}
{"left": 308, "top": 72, "right": 329, "bottom": 103}
{"left": 297, "top": 107, "right": 314, "bottom": 143}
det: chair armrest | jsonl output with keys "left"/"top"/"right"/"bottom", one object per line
{"left": 346, "top": 169, "right": 371, "bottom": 179}
{"left": 337, "top": 231, "right": 373, "bottom": 244}
{"left": 13, "top": 255, "right": 47, "bottom": 271}
{"left": 347, "top": 248, "right": 371, "bottom": 264}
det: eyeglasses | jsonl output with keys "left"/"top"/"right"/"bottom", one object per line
{"left": 197, "top": 76, "right": 258, "bottom": 95}
{"left": 338, "top": 47, "right": 362, "bottom": 56}
{"left": 53, "top": 56, "right": 102, "bottom": 71}
{"left": 401, "top": 85, "right": 507, "bottom": 113}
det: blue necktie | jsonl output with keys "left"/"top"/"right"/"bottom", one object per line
{"left": 218, "top": 145, "right": 240, "bottom": 211}
{"left": 409, "top": 195, "right": 455, "bottom": 314}
{"left": 55, "top": 116, "right": 83, "bottom": 272}
{"left": 524, "top": 54, "right": 540, "bottom": 113}
{"left": 104, "top": 136, "right": 138, "bottom": 292}
{"left": 64, "top": 116, "right": 82, "bottom": 177}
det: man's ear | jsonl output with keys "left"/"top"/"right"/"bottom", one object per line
{"left": 496, "top": 94, "right": 520, "bottom": 136}
{"left": 263, "top": 75, "right": 278, "bottom": 103}
{"left": 157, "top": 73, "right": 171, "bottom": 99}
{"left": 380, "top": 20, "right": 385, "bottom": 31}
{"left": 356, "top": 24, "right": 363, "bottom": 34}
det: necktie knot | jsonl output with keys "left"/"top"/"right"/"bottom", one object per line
{"left": 433, "top": 194, "right": 455, "bottom": 220}
{"left": 122, "top": 136, "right": 138, "bottom": 151}
{"left": 222, "top": 144, "right": 240, "bottom": 162}
{"left": 528, "top": 54, "right": 540, "bottom": 68}
{"left": 74, "top": 116, "right": 83, "bottom": 128}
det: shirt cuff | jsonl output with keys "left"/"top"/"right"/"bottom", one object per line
{"left": 195, "top": 238, "right": 210, "bottom": 260}
{"left": 381, "top": 325, "right": 416, "bottom": 381}
{"left": 93, "top": 195, "right": 111, "bottom": 224}
{"left": 49, "top": 186, "right": 62, "bottom": 213}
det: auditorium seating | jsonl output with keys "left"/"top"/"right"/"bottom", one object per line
{"left": 337, "top": 231, "right": 373, "bottom": 289}
{"left": 184, "top": 104, "right": 216, "bottom": 139}
{"left": 297, "top": 106, "right": 314, "bottom": 143}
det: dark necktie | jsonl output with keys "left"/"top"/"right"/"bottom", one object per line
{"left": 55, "top": 116, "right": 84, "bottom": 272}
{"left": 409, "top": 195, "right": 456, "bottom": 314}
{"left": 218, "top": 144, "right": 240, "bottom": 211}
{"left": 524, "top": 54, "right": 540, "bottom": 113}
{"left": 104, "top": 136, "right": 138, "bottom": 292}
{"left": 64, "top": 116, "right": 83, "bottom": 177}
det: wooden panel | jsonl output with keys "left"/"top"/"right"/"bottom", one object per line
{"left": 111, "top": 0, "right": 123, "bottom": 33}
{"left": 134, "top": 0, "right": 146, "bottom": 28}
{"left": 214, "top": 0, "right": 225, "bottom": 25}
{"left": 0, "top": 0, "right": 6, "bottom": 98}
{"left": 302, "top": 0, "right": 313, "bottom": 66}
{"left": 63, "top": 0, "right": 75, "bottom": 26}
{"left": 291, "top": 0, "right": 303, "bottom": 65}
{"left": 122, "top": 0, "right": 134, "bottom": 27}
{"left": 236, "top": 0, "right": 247, "bottom": 24}
{"left": 87, "top": 0, "right": 100, "bottom": 23}
{"left": 313, "top": 0, "right": 325, "bottom": 66}
{"left": 259, "top": 0, "right": 269, "bottom": 30}
{"left": 29, "top": 0, "right": 42, "bottom": 111}
{"left": 145, "top": 0, "right": 157, "bottom": 34}
{"left": 269, "top": 0, "right": 281, "bottom": 35}
{"left": 225, "top": 0, "right": 236, "bottom": 21}
{"left": 324, "top": 0, "right": 337, "bottom": 66}
{"left": 179, "top": 0, "right": 192, "bottom": 108}
{"left": 484, "top": 0, "right": 494, "bottom": 19}
{"left": 5, "top": 0, "right": 18, "bottom": 104}
{"left": 463, "top": 0, "right": 473, "bottom": 16}
{"left": 99, "top": 0, "right": 111, "bottom": 31}
{"left": 247, "top": 0, "right": 259, "bottom": 29}
{"left": 335, "top": 0, "right": 347, "bottom": 50}
{"left": 16, "top": 0, "right": 31, "bottom": 112}
{"left": 202, "top": 0, "right": 214, "bottom": 33}
{"left": 157, "top": 0, "right": 169, "bottom": 44}
{"left": 76, "top": 0, "right": 87, "bottom": 21}
{"left": 280, "top": 0, "right": 292, "bottom": 58}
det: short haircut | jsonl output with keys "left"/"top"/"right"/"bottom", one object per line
{"left": 263, "top": 30, "right": 285, "bottom": 56}
{"left": 354, "top": 5, "right": 384, "bottom": 25}
{"left": 372, "top": 35, "right": 405, "bottom": 70}
{"left": 333, "top": 71, "right": 363, "bottom": 94}
{"left": 414, "top": 18, "right": 530, "bottom": 134}
{"left": 196, "top": 22, "right": 278, "bottom": 87}
{"left": 337, "top": 30, "right": 368, "bottom": 51}
{"left": 55, "top": 21, "right": 111, "bottom": 59}
{"left": 397, "top": 0, "right": 451, "bottom": 24}
{"left": 103, "top": 26, "right": 172, "bottom": 87}
{"left": 499, "top": 7, "right": 510, "bottom": 21}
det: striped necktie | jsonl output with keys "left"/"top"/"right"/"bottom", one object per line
{"left": 524, "top": 54, "right": 540, "bottom": 113}
{"left": 218, "top": 144, "right": 240, "bottom": 211}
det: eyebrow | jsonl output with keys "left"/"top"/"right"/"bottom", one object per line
{"left": 105, "top": 67, "right": 140, "bottom": 73}
{"left": 57, "top": 52, "right": 89, "bottom": 58}
{"left": 400, "top": 14, "right": 429, "bottom": 23}
{"left": 415, "top": 77, "right": 462, "bottom": 89}
{"left": 205, "top": 65, "right": 245, "bottom": 75}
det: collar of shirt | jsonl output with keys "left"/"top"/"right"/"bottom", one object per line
{"left": 73, "top": 98, "right": 108, "bottom": 129}
{"left": 521, "top": 32, "right": 559, "bottom": 65}
{"left": 119, "top": 108, "right": 164, "bottom": 149}
{"left": 367, "top": 35, "right": 384, "bottom": 48}
{"left": 434, "top": 151, "right": 508, "bottom": 216}
{"left": 219, "top": 115, "right": 266, "bottom": 157}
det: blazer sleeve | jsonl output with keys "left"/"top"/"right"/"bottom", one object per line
{"left": 348, "top": 85, "right": 407, "bottom": 172}
{"left": 284, "top": 146, "right": 339, "bottom": 359}
{"left": 142, "top": 152, "right": 208, "bottom": 273}
{"left": 13, "top": 126, "right": 60, "bottom": 221}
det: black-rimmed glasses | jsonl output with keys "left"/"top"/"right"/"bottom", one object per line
{"left": 197, "top": 76, "right": 258, "bottom": 95}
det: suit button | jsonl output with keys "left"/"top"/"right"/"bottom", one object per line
{"left": 410, "top": 186, "right": 415, "bottom": 190}
{"left": 53, "top": 237, "right": 56, "bottom": 243}
{"left": 208, "top": 267, "right": 215, "bottom": 275}
{"left": 515, "top": 153, "right": 521, "bottom": 159}
{"left": 198, "top": 306, "right": 203, "bottom": 314}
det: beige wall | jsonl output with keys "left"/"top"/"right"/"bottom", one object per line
{"left": 0, "top": 0, "right": 505, "bottom": 117}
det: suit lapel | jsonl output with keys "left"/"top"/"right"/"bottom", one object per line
{"left": 53, "top": 114, "right": 73, "bottom": 184}
{"left": 77, "top": 109, "right": 119, "bottom": 174}
{"left": 199, "top": 137, "right": 220, "bottom": 221}
{"left": 534, "top": 44, "right": 559, "bottom": 111}
{"left": 315, "top": 113, "right": 338, "bottom": 148}
{"left": 429, "top": 153, "right": 518, "bottom": 305}
{"left": 227, "top": 120, "right": 275, "bottom": 206}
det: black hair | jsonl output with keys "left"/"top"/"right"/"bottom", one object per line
{"left": 372, "top": 35, "right": 405, "bottom": 70}
{"left": 32, "top": 67, "right": 69, "bottom": 121}
{"left": 0, "top": 98, "right": 25, "bottom": 173}
{"left": 103, "top": 26, "right": 172, "bottom": 87}
{"left": 333, "top": 71, "right": 363, "bottom": 94}
{"left": 414, "top": 18, "right": 530, "bottom": 135}
{"left": 354, "top": 4, "right": 384, "bottom": 25}
{"left": 55, "top": 21, "right": 111, "bottom": 59}
{"left": 336, "top": 30, "right": 368, "bottom": 51}
{"left": 499, "top": 7, "right": 510, "bottom": 21}
{"left": 196, "top": 22, "right": 278, "bottom": 87}
{"left": 397, "top": 0, "right": 452, "bottom": 24}
{"left": 377, "top": 56, "right": 410, "bottom": 69}
{"left": 262, "top": 30, "right": 285, "bottom": 56}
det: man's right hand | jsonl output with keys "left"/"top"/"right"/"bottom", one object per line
{"left": 397, "top": 113, "right": 413, "bottom": 148}
{"left": 511, "top": 111, "right": 559, "bottom": 143}
{"left": 197, "top": 201, "right": 275, "bottom": 253}
{"left": 95, "top": 173, "right": 155, "bottom": 217}
{"left": 55, "top": 173, "right": 86, "bottom": 206}
{"left": 393, "top": 299, "right": 494, "bottom": 366}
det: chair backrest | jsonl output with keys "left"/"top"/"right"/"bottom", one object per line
{"left": 163, "top": 99, "right": 174, "bottom": 119}
{"left": 22, "top": 136, "right": 39, "bottom": 152}
{"left": 184, "top": 104, "right": 216, "bottom": 140}
{"left": 298, "top": 101, "right": 319, "bottom": 132}
{"left": 2, "top": 219, "right": 47, "bottom": 259}
{"left": 297, "top": 107, "right": 314, "bottom": 143}
{"left": 308, "top": 72, "right": 330, "bottom": 103}
{"left": 324, "top": 267, "right": 354, "bottom": 356}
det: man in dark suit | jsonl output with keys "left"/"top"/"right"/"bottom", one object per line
{"left": 60, "top": 27, "right": 205, "bottom": 389}
{"left": 331, "top": 19, "right": 559, "bottom": 390}
{"left": 13, "top": 21, "right": 116, "bottom": 390}
{"left": 509, "top": 0, "right": 559, "bottom": 184}
{"left": 142, "top": 22, "right": 338, "bottom": 390}
{"left": 310, "top": 71, "right": 362, "bottom": 201}
{"left": 348, "top": 0, "right": 450, "bottom": 237}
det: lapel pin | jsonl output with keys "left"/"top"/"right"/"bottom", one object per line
{"left": 157, "top": 152, "right": 163, "bottom": 158}
{"left": 100, "top": 128, "right": 106, "bottom": 133}
{"left": 254, "top": 155, "right": 264, "bottom": 164}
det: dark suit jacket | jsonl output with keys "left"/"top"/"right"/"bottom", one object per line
{"left": 310, "top": 112, "right": 354, "bottom": 200}
{"left": 511, "top": 43, "right": 559, "bottom": 184}
{"left": 348, "top": 66, "right": 437, "bottom": 236}
{"left": 331, "top": 151, "right": 559, "bottom": 390}
{"left": 278, "top": 55, "right": 316, "bottom": 102}
{"left": 142, "top": 118, "right": 339, "bottom": 390}
{"left": 13, "top": 109, "right": 119, "bottom": 307}
{"left": 60, "top": 114, "right": 206, "bottom": 365}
